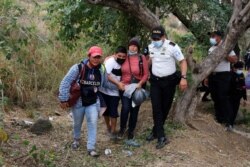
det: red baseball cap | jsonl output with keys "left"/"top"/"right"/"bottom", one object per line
{"left": 88, "top": 46, "right": 103, "bottom": 57}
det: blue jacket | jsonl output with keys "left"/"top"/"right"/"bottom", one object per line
{"left": 58, "top": 59, "right": 110, "bottom": 108}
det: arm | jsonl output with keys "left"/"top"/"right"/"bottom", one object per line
{"left": 108, "top": 74, "right": 125, "bottom": 90}
{"left": 226, "top": 50, "right": 238, "bottom": 63}
{"left": 179, "top": 59, "right": 188, "bottom": 91}
{"left": 58, "top": 64, "right": 79, "bottom": 109}
{"left": 104, "top": 57, "right": 125, "bottom": 90}
{"left": 138, "top": 55, "right": 149, "bottom": 87}
{"left": 174, "top": 44, "right": 188, "bottom": 91}
{"left": 226, "top": 55, "right": 238, "bottom": 63}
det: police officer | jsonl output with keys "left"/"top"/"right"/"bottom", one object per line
{"left": 146, "top": 26, "right": 188, "bottom": 149}
{"left": 208, "top": 31, "right": 237, "bottom": 130}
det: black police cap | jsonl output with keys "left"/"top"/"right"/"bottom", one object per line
{"left": 151, "top": 26, "right": 166, "bottom": 39}
{"left": 207, "top": 30, "right": 224, "bottom": 37}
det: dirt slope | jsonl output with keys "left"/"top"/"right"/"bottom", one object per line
{"left": 1, "top": 98, "right": 250, "bottom": 167}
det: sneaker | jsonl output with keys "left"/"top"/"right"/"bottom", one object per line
{"left": 225, "top": 125, "right": 233, "bottom": 132}
{"left": 125, "top": 139, "right": 141, "bottom": 147}
{"left": 71, "top": 140, "right": 80, "bottom": 150}
{"left": 88, "top": 150, "right": 99, "bottom": 157}
{"left": 117, "top": 129, "right": 125, "bottom": 140}
{"left": 127, "top": 132, "right": 134, "bottom": 140}
{"left": 146, "top": 132, "right": 156, "bottom": 142}
{"left": 110, "top": 133, "right": 118, "bottom": 141}
{"left": 156, "top": 137, "right": 169, "bottom": 149}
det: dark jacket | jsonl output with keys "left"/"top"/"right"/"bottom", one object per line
{"left": 231, "top": 72, "right": 247, "bottom": 100}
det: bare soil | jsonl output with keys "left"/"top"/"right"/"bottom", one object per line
{"left": 1, "top": 96, "right": 250, "bottom": 167}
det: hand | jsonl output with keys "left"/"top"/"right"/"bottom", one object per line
{"left": 60, "top": 102, "right": 69, "bottom": 110}
{"left": 136, "top": 83, "right": 142, "bottom": 89}
{"left": 179, "top": 78, "right": 188, "bottom": 91}
{"left": 117, "top": 82, "right": 125, "bottom": 91}
{"left": 204, "top": 78, "right": 209, "bottom": 87}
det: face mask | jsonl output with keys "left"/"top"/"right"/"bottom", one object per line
{"left": 152, "top": 40, "right": 163, "bottom": 48}
{"left": 236, "top": 70, "right": 243, "bottom": 75}
{"left": 128, "top": 50, "right": 137, "bottom": 56}
{"left": 209, "top": 38, "right": 217, "bottom": 46}
{"left": 116, "top": 58, "right": 126, "bottom": 65}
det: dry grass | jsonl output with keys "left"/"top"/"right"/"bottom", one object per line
{"left": 1, "top": 97, "right": 250, "bottom": 167}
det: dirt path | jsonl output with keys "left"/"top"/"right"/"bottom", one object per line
{"left": 1, "top": 99, "right": 250, "bottom": 167}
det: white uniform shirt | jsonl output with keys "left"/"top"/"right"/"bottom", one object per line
{"left": 99, "top": 56, "right": 121, "bottom": 96}
{"left": 148, "top": 39, "right": 185, "bottom": 77}
{"left": 208, "top": 44, "right": 236, "bottom": 72}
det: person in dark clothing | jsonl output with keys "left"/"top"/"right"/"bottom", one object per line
{"left": 244, "top": 50, "right": 250, "bottom": 70}
{"left": 198, "top": 79, "right": 211, "bottom": 102}
{"left": 229, "top": 61, "right": 247, "bottom": 129}
{"left": 207, "top": 31, "right": 238, "bottom": 128}
{"left": 146, "top": 26, "right": 188, "bottom": 149}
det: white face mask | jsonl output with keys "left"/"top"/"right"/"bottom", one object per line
{"left": 209, "top": 38, "right": 217, "bottom": 46}
{"left": 128, "top": 50, "right": 137, "bottom": 55}
{"left": 236, "top": 70, "right": 243, "bottom": 75}
{"left": 152, "top": 40, "right": 164, "bottom": 48}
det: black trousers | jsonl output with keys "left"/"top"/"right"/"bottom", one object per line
{"left": 119, "top": 92, "right": 140, "bottom": 134}
{"left": 230, "top": 95, "right": 242, "bottom": 126}
{"left": 150, "top": 75, "right": 177, "bottom": 138}
{"left": 209, "top": 72, "right": 232, "bottom": 125}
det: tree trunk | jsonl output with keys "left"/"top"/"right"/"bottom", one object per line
{"left": 86, "top": 0, "right": 160, "bottom": 30}
{"left": 174, "top": 1, "right": 250, "bottom": 123}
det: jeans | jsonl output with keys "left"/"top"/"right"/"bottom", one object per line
{"left": 120, "top": 92, "right": 140, "bottom": 134}
{"left": 71, "top": 101, "right": 99, "bottom": 150}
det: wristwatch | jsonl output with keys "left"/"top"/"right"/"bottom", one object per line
{"left": 181, "top": 75, "right": 187, "bottom": 79}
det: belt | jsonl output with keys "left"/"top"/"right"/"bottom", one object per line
{"left": 211, "top": 71, "right": 231, "bottom": 76}
{"left": 151, "top": 72, "right": 177, "bottom": 81}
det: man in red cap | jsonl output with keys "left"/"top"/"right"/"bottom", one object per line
{"left": 59, "top": 46, "right": 104, "bottom": 157}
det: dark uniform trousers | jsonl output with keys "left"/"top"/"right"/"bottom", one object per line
{"left": 150, "top": 73, "right": 178, "bottom": 138}
{"left": 208, "top": 72, "right": 232, "bottom": 125}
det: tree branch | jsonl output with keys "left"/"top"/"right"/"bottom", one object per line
{"left": 86, "top": 0, "right": 160, "bottom": 30}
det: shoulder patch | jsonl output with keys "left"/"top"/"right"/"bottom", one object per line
{"left": 169, "top": 42, "right": 176, "bottom": 46}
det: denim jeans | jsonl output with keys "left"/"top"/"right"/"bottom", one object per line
{"left": 71, "top": 101, "right": 99, "bottom": 150}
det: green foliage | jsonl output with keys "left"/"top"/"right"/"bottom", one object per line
{"left": 46, "top": 0, "right": 149, "bottom": 49}
{"left": 29, "top": 144, "right": 56, "bottom": 167}
{"left": 46, "top": 0, "right": 232, "bottom": 50}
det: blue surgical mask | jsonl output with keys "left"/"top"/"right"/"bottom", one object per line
{"left": 209, "top": 38, "right": 217, "bottom": 46}
{"left": 152, "top": 40, "right": 163, "bottom": 48}
{"left": 236, "top": 70, "right": 243, "bottom": 75}
{"left": 128, "top": 50, "right": 137, "bottom": 56}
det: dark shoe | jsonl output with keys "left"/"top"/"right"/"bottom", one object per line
{"left": 146, "top": 132, "right": 156, "bottom": 142}
{"left": 71, "top": 139, "right": 80, "bottom": 150}
{"left": 225, "top": 125, "right": 233, "bottom": 132}
{"left": 156, "top": 137, "right": 169, "bottom": 149}
{"left": 117, "top": 129, "right": 125, "bottom": 140}
{"left": 125, "top": 139, "right": 141, "bottom": 147}
{"left": 128, "top": 131, "right": 134, "bottom": 140}
{"left": 88, "top": 150, "right": 99, "bottom": 157}
{"left": 110, "top": 132, "right": 118, "bottom": 141}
